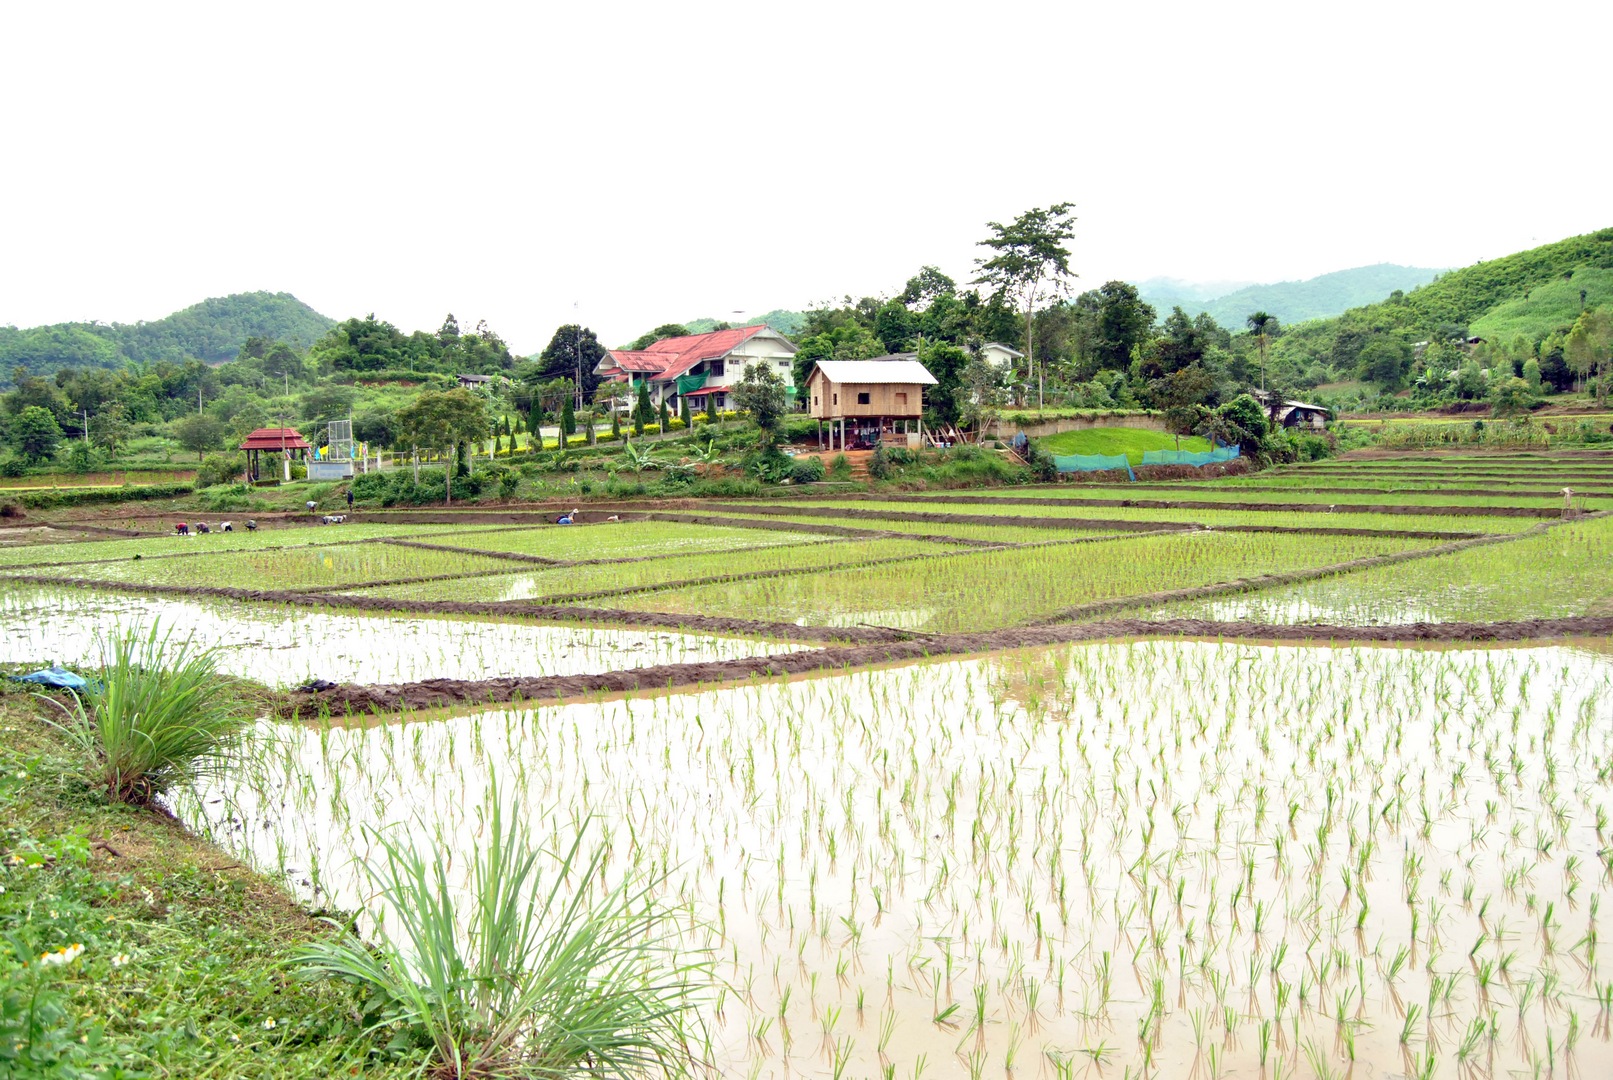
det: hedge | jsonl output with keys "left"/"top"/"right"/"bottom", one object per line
{"left": 13, "top": 482, "right": 195, "bottom": 509}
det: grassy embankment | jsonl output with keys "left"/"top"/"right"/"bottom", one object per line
{"left": 1036, "top": 426, "right": 1211, "bottom": 464}
{"left": 0, "top": 681, "right": 418, "bottom": 1077}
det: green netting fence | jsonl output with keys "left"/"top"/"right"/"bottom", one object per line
{"left": 1139, "top": 445, "right": 1240, "bottom": 467}
{"left": 1053, "top": 453, "right": 1136, "bottom": 481}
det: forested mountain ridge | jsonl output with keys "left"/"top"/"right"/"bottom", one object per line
{"left": 1271, "top": 228, "right": 1613, "bottom": 377}
{"left": 1141, "top": 265, "right": 1441, "bottom": 327}
{"left": 0, "top": 292, "right": 335, "bottom": 381}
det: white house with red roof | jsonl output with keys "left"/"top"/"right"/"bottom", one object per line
{"left": 593, "top": 325, "right": 797, "bottom": 413}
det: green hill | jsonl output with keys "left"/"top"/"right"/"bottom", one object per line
{"left": 1196, "top": 264, "right": 1443, "bottom": 326}
{"left": 684, "top": 309, "right": 806, "bottom": 337}
{"left": 0, "top": 292, "right": 335, "bottom": 379}
{"left": 1271, "top": 228, "right": 1613, "bottom": 372}
{"left": 1469, "top": 267, "right": 1613, "bottom": 341}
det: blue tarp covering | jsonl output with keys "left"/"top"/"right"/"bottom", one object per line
{"left": 1139, "top": 445, "right": 1241, "bottom": 467}
{"left": 12, "top": 665, "right": 88, "bottom": 690}
{"left": 1053, "top": 453, "right": 1136, "bottom": 481}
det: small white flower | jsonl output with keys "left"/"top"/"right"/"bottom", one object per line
{"left": 111, "top": 952, "right": 131, "bottom": 968}
{"left": 262, "top": 1017, "right": 277, "bottom": 1030}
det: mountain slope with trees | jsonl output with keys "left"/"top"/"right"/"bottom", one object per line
{"left": 1271, "top": 228, "right": 1613, "bottom": 393}
{"left": 1141, "top": 265, "right": 1441, "bottom": 327}
{"left": 0, "top": 292, "right": 335, "bottom": 380}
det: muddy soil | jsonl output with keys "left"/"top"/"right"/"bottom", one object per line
{"left": 856, "top": 493, "right": 1562, "bottom": 518}
{"left": 280, "top": 613, "right": 1613, "bottom": 716}
{"left": 701, "top": 502, "right": 1491, "bottom": 539}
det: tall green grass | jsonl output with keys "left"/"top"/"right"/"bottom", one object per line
{"left": 295, "top": 794, "right": 708, "bottom": 1078}
{"left": 40, "top": 623, "right": 245, "bottom": 804}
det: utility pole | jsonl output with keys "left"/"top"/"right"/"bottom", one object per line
{"left": 82, "top": 409, "right": 89, "bottom": 446}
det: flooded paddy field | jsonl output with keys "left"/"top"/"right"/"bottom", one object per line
{"left": 6, "top": 449, "right": 1612, "bottom": 1077}
{"left": 186, "top": 639, "right": 1613, "bottom": 1078}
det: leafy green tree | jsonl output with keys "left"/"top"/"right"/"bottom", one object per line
{"left": 731, "top": 362, "right": 788, "bottom": 446}
{"left": 1522, "top": 357, "right": 1542, "bottom": 391}
{"left": 1148, "top": 365, "right": 1217, "bottom": 448}
{"left": 172, "top": 412, "right": 226, "bottom": 461}
{"left": 395, "top": 389, "right": 489, "bottom": 504}
{"left": 953, "top": 357, "right": 1008, "bottom": 433}
{"left": 873, "top": 301, "right": 915, "bottom": 354}
{"left": 536, "top": 325, "right": 606, "bottom": 404}
{"left": 973, "top": 202, "right": 1078, "bottom": 400}
{"left": 1195, "top": 393, "right": 1269, "bottom": 454}
{"left": 90, "top": 402, "right": 131, "bottom": 458}
{"left": 1356, "top": 336, "right": 1411, "bottom": 389}
{"left": 11, "top": 405, "right": 62, "bottom": 463}
{"left": 1092, "top": 282, "right": 1156, "bottom": 370}
{"left": 1488, "top": 376, "right": 1534, "bottom": 418}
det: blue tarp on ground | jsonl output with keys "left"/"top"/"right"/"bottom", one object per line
{"left": 1053, "top": 453, "right": 1136, "bottom": 481}
{"left": 12, "top": 665, "right": 88, "bottom": 690}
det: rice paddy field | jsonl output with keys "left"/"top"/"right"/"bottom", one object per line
{"left": 5, "top": 447, "right": 1612, "bottom": 1078}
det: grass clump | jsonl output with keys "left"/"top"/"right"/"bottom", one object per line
{"left": 296, "top": 793, "right": 709, "bottom": 1079}
{"left": 41, "top": 623, "right": 246, "bottom": 805}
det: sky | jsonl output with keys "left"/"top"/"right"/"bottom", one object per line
{"left": 2, "top": 1, "right": 1609, "bottom": 354}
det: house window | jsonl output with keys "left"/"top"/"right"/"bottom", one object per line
{"left": 857, "top": 392, "right": 871, "bottom": 405}
{"left": 895, "top": 392, "right": 907, "bottom": 407}
{"left": 708, "top": 360, "right": 724, "bottom": 377}
{"left": 813, "top": 395, "right": 819, "bottom": 406}
{"left": 832, "top": 393, "right": 838, "bottom": 405}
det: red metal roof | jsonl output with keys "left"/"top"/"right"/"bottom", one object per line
{"left": 599, "top": 325, "right": 770, "bottom": 384}
{"left": 239, "top": 427, "right": 312, "bottom": 451}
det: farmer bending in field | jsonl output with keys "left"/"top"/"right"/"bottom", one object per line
{"left": 557, "top": 508, "right": 578, "bottom": 525}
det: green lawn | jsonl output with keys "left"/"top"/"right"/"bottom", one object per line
{"left": 1036, "top": 426, "right": 1209, "bottom": 464}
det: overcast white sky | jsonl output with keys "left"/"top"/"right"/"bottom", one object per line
{"left": 2, "top": 1, "right": 1609, "bottom": 353}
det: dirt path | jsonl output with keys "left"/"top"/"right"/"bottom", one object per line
{"left": 279, "top": 613, "right": 1613, "bottom": 716}
{"left": 830, "top": 494, "right": 1561, "bottom": 519}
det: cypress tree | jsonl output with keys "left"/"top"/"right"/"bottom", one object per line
{"left": 705, "top": 393, "right": 718, "bottom": 424}
{"left": 634, "top": 383, "right": 652, "bottom": 436}
{"left": 560, "top": 397, "right": 575, "bottom": 439}
{"left": 679, "top": 394, "right": 691, "bottom": 429}
{"left": 658, "top": 398, "right": 670, "bottom": 435}
{"left": 611, "top": 406, "right": 621, "bottom": 440}
{"left": 529, "top": 400, "right": 544, "bottom": 451}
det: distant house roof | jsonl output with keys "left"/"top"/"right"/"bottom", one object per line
{"left": 594, "top": 325, "right": 794, "bottom": 384}
{"left": 981, "top": 342, "right": 1024, "bottom": 358}
{"left": 811, "top": 359, "right": 938, "bottom": 386}
{"left": 456, "top": 372, "right": 495, "bottom": 384}
{"left": 239, "top": 427, "right": 311, "bottom": 451}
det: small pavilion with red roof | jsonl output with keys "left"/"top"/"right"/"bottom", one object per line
{"left": 593, "top": 325, "right": 797, "bottom": 414}
{"left": 239, "top": 427, "right": 311, "bottom": 482}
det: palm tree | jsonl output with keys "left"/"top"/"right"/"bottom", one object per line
{"left": 1246, "top": 311, "right": 1277, "bottom": 394}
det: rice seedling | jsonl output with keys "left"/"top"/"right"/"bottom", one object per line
{"left": 294, "top": 791, "right": 708, "bottom": 1078}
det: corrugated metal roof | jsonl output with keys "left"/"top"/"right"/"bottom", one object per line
{"left": 811, "top": 359, "right": 938, "bottom": 386}
{"left": 597, "top": 325, "right": 788, "bottom": 383}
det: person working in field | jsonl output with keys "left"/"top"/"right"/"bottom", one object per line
{"left": 557, "top": 508, "right": 578, "bottom": 525}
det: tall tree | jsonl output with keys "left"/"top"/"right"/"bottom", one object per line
{"left": 394, "top": 389, "right": 488, "bottom": 504}
{"left": 10, "top": 406, "right": 63, "bottom": 463}
{"left": 731, "top": 362, "right": 788, "bottom": 447}
{"left": 1246, "top": 312, "right": 1278, "bottom": 393}
{"left": 536, "top": 325, "right": 606, "bottom": 406}
{"left": 972, "top": 202, "right": 1078, "bottom": 406}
